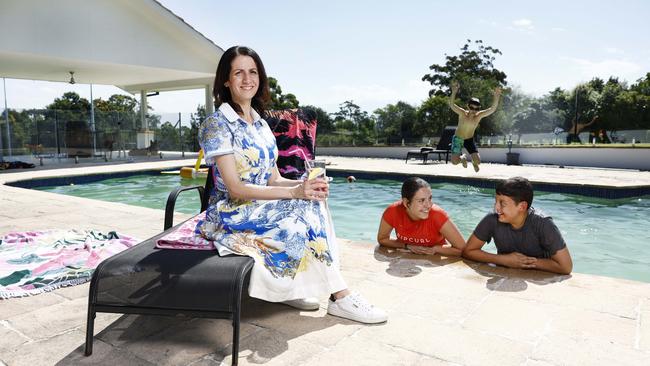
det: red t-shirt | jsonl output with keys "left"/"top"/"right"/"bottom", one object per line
{"left": 382, "top": 201, "right": 449, "bottom": 246}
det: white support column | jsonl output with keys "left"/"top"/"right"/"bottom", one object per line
{"left": 140, "top": 90, "right": 148, "bottom": 131}
{"left": 137, "top": 90, "right": 154, "bottom": 148}
{"left": 205, "top": 84, "right": 214, "bottom": 115}
{"left": 90, "top": 84, "right": 96, "bottom": 155}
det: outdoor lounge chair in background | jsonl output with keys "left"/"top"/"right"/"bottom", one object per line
{"left": 85, "top": 109, "right": 317, "bottom": 366}
{"left": 405, "top": 126, "right": 455, "bottom": 164}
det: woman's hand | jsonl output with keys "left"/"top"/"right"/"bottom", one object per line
{"left": 291, "top": 177, "right": 329, "bottom": 201}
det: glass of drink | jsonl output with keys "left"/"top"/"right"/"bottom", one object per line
{"left": 305, "top": 159, "right": 327, "bottom": 181}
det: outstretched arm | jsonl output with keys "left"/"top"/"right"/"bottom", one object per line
{"left": 478, "top": 87, "right": 502, "bottom": 118}
{"left": 449, "top": 81, "right": 465, "bottom": 115}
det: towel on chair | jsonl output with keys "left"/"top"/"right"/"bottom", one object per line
{"left": 155, "top": 213, "right": 215, "bottom": 250}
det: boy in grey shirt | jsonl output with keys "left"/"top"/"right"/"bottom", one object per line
{"left": 463, "top": 177, "right": 573, "bottom": 274}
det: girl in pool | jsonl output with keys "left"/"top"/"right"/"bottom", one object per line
{"left": 377, "top": 177, "right": 466, "bottom": 256}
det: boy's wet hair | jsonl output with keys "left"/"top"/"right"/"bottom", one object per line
{"left": 401, "top": 177, "right": 430, "bottom": 202}
{"left": 496, "top": 176, "right": 533, "bottom": 209}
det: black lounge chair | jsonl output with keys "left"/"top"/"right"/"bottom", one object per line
{"left": 85, "top": 109, "right": 317, "bottom": 366}
{"left": 85, "top": 167, "right": 254, "bottom": 365}
{"left": 405, "top": 126, "right": 455, "bottom": 164}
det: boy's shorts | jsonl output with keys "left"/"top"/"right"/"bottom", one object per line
{"left": 451, "top": 135, "right": 478, "bottom": 155}
{"left": 451, "top": 135, "right": 464, "bottom": 155}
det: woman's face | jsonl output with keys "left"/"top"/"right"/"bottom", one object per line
{"left": 226, "top": 55, "right": 259, "bottom": 105}
{"left": 403, "top": 187, "right": 433, "bottom": 221}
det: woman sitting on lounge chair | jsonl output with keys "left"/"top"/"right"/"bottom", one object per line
{"left": 195, "top": 45, "right": 386, "bottom": 324}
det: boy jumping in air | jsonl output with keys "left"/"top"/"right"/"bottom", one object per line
{"left": 449, "top": 81, "right": 502, "bottom": 172}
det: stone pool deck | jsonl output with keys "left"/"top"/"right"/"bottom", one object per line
{"left": 1, "top": 157, "right": 650, "bottom": 365}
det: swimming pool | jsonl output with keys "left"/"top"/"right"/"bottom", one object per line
{"left": 35, "top": 174, "right": 650, "bottom": 283}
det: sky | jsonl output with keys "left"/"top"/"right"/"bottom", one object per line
{"left": 3, "top": 0, "right": 649, "bottom": 116}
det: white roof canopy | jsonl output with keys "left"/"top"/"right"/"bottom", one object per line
{"left": 0, "top": 0, "right": 223, "bottom": 93}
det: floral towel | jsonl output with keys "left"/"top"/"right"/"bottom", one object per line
{"left": 156, "top": 212, "right": 215, "bottom": 250}
{"left": 0, "top": 230, "right": 139, "bottom": 299}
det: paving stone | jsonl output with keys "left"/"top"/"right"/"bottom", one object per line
{"left": 462, "top": 295, "right": 553, "bottom": 343}
{"left": 302, "top": 334, "right": 422, "bottom": 366}
{"left": 544, "top": 304, "right": 637, "bottom": 347}
{"left": 532, "top": 331, "right": 650, "bottom": 366}
{"left": 8, "top": 297, "right": 87, "bottom": 340}
{"left": 221, "top": 328, "right": 324, "bottom": 366}
{"left": 241, "top": 297, "right": 362, "bottom": 348}
{"left": 0, "top": 292, "right": 66, "bottom": 319}
{"left": 412, "top": 355, "right": 463, "bottom": 366}
{"left": 523, "top": 360, "right": 560, "bottom": 366}
{"left": 1, "top": 329, "right": 87, "bottom": 366}
{"left": 0, "top": 321, "right": 30, "bottom": 353}
{"left": 112, "top": 317, "right": 258, "bottom": 366}
{"left": 96, "top": 314, "right": 193, "bottom": 347}
{"left": 397, "top": 289, "right": 485, "bottom": 326}
{"left": 499, "top": 274, "right": 642, "bottom": 319}
{"left": 52, "top": 283, "right": 90, "bottom": 300}
{"left": 55, "top": 338, "right": 157, "bottom": 366}
{"left": 354, "top": 312, "right": 533, "bottom": 365}
{"left": 639, "top": 307, "right": 650, "bottom": 352}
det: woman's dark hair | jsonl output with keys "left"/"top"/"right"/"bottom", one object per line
{"left": 213, "top": 46, "right": 271, "bottom": 115}
{"left": 496, "top": 176, "right": 533, "bottom": 209}
{"left": 401, "top": 177, "right": 430, "bottom": 202}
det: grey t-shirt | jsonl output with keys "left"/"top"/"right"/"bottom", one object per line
{"left": 473, "top": 208, "right": 566, "bottom": 258}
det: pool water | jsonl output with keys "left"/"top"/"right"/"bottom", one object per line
{"left": 37, "top": 174, "right": 650, "bottom": 283}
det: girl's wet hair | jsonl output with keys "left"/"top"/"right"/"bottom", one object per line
{"left": 213, "top": 46, "right": 271, "bottom": 115}
{"left": 401, "top": 177, "right": 430, "bottom": 202}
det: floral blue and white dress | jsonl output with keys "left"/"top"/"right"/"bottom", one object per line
{"left": 196, "top": 103, "right": 346, "bottom": 302}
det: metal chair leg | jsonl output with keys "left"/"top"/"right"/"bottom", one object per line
{"left": 84, "top": 306, "right": 96, "bottom": 356}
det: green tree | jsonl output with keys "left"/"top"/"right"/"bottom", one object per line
{"left": 374, "top": 101, "right": 417, "bottom": 144}
{"left": 414, "top": 96, "right": 454, "bottom": 138}
{"left": 631, "top": 72, "right": 650, "bottom": 95}
{"left": 301, "top": 105, "right": 334, "bottom": 134}
{"left": 333, "top": 101, "right": 375, "bottom": 145}
{"left": 187, "top": 104, "right": 206, "bottom": 151}
{"left": 422, "top": 39, "right": 507, "bottom": 98}
{"left": 269, "top": 77, "right": 299, "bottom": 110}
{"left": 157, "top": 121, "right": 180, "bottom": 150}
{"left": 46, "top": 92, "right": 90, "bottom": 111}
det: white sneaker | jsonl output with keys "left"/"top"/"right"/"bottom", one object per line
{"left": 281, "top": 297, "right": 320, "bottom": 311}
{"left": 327, "top": 292, "right": 388, "bottom": 324}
